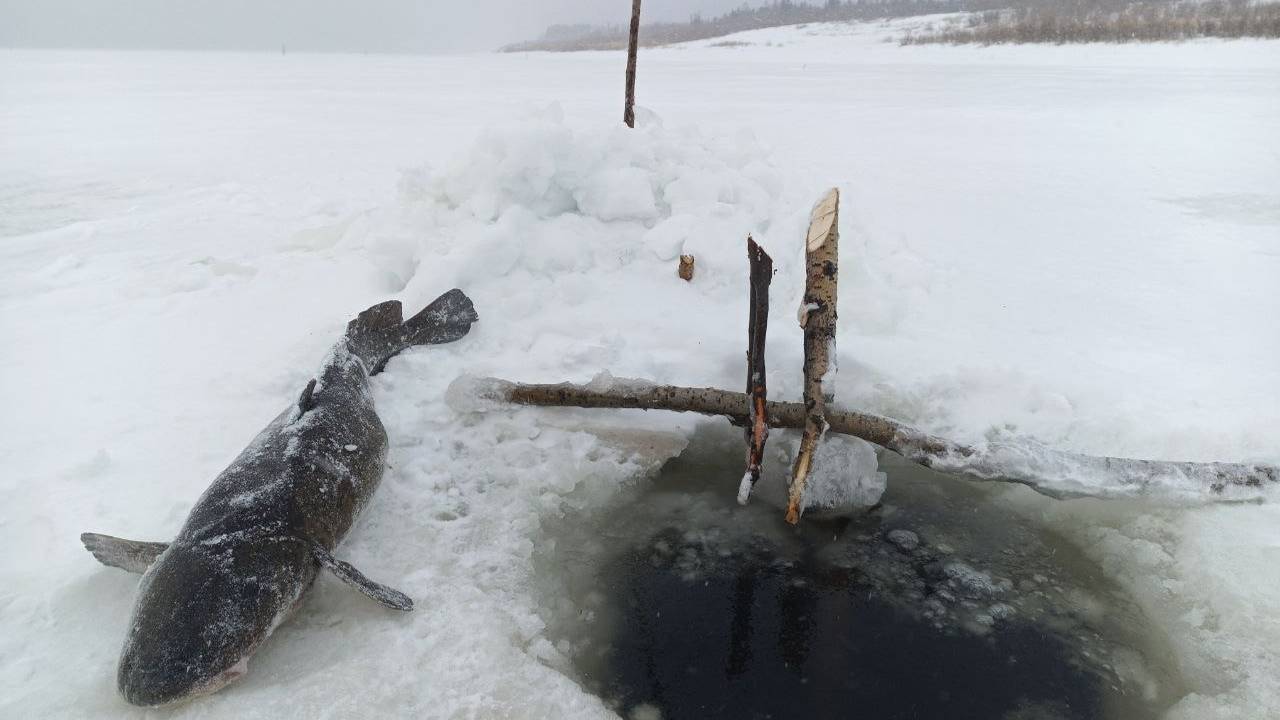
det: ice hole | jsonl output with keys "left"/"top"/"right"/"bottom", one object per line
{"left": 534, "top": 424, "right": 1186, "bottom": 720}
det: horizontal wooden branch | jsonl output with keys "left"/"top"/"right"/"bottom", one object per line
{"left": 455, "top": 375, "right": 1279, "bottom": 502}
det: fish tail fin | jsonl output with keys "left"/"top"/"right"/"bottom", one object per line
{"left": 348, "top": 290, "right": 478, "bottom": 374}
{"left": 403, "top": 288, "right": 478, "bottom": 347}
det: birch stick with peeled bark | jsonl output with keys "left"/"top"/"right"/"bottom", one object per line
{"left": 787, "top": 188, "right": 840, "bottom": 524}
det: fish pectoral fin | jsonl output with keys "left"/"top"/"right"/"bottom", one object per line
{"left": 310, "top": 542, "right": 414, "bottom": 612}
{"left": 296, "top": 378, "right": 317, "bottom": 415}
{"left": 80, "top": 532, "right": 169, "bottom": 574}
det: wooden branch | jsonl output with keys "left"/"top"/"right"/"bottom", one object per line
{"left": 788, "top": 188, "right": 840, "bottom": 524}
{"left": 740, "top": 236, "right": 774, "bottom": 505}
{"left": 457, "top": 376, "right": 1279, "bottom": 502}
{"left": 624, "top": 0, "right": 642, "bottom": 128}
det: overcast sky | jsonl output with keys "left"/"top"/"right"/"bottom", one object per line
{"left": 0, "top": 0, "right": 769, "bottom": 53}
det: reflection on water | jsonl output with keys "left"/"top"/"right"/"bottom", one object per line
{"left": 535, "top": 424, "right": 1185, "bottom": 720}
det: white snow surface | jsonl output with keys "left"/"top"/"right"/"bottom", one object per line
{"left": 2, "top": 16, "right": 1280, "bottom": 719}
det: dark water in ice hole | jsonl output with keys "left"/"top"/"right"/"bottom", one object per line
{"left": 534, "top": 425, "right": 1186, "bottom": 720}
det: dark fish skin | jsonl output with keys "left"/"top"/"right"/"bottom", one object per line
{"left": 105, "top": 290, "right": 477, "bottom": 707}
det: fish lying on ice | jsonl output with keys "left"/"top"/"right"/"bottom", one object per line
{"left": 81, "top": 288, "right": 478, "bottom": 706}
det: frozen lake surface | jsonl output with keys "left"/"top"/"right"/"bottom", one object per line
{"left": 2, "top": 17, "right": 1278, "bottom": 719}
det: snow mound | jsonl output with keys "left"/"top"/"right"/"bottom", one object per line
{"left": 359, "top": 103, "right": 789, "bottom": 301}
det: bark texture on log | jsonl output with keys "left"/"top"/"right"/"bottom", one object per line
{"left": 624, "top": 0, "right": 642, "bottom": 128}
{"left": 461, "top": 376, "right": 1278, "bottom": 502}
{"left": 740, "top": 237, "right": 774, "bottom": 504}
{"left": 788, "top": 188, "right": 840, "bottom": 523}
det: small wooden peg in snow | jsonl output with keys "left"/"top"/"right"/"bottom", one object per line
{"left": 678, "top": 254, "right": 696, "bottom": 282}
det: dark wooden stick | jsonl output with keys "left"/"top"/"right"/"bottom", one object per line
{"left": 457, "top": 376, "right": 1278, "bottom": 502}
{"left": 624, "top": 0, "right": 642, "bottom": 128}
{"left": 740, "top": 236, "right": 774, "bottom": 505}
{"left": 788, "top": 188, "right": 840, "bottom": 523}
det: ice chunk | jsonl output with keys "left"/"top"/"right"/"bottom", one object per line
{"left": 736, "top": 471, "right": 754, "bottom": 506}
{"left": 585, "top": 371, "right": 656, "bottom": 394}
{"left": 444, "top": 374, "right": 515, "bottom": 414}
{"left": 943, "top": 562, "right": 1002, "bottom": 599}
{"left": 929, "top": 435, "right": 1277, "bottom": 502}
{"left": 798, "top": 435, "right": 887, "bottom": 514}
{"left": 886, "top": 529, "right": 919, "bottom": 552}
{"left": 753, "top": 432, "right": 887, "bottom": 517}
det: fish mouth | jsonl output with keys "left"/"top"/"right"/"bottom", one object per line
{"left": 118, "top": 656, "right": 250, "bottom": 707}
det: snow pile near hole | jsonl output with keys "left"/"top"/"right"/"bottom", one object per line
{"left": 351, "top": 104, "right": 795, "bottom": 311}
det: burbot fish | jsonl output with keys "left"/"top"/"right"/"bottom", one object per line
{"left": 81, "top": 289, "right": 477, "bottom": 706}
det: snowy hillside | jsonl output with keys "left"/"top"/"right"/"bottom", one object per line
{"left": 2, "top": 19, "right": 1278, "bottom": 719}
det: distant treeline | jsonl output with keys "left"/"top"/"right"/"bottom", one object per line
{"left": 504, "top": 0, "right": 1280, "bottom": 51}
{"left": 900, "top": 0, "right": 1280, "bottom": 43}
{"left": 502, "top": 0, "right": 1004, "bottom": 51}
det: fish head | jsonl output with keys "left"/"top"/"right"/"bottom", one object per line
{"left": 116, "top": 540, "right": 310, "bottom": 706}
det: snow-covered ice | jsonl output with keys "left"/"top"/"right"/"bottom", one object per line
{"left": 2, "top": 16, "right": 1279, "bottom": 719}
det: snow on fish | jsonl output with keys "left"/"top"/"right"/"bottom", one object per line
{"left": 80, "top": 289, "right": 478, "bottom": 707}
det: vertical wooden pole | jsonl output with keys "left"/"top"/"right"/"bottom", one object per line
{"left": 624, "top": 0, "right": 642, "bottom": 128}
{"left": 739, "top": 236, "right": 774, "bottom": 505}
{"left": 786, "top": 188, "right": 839, "bottom": 524}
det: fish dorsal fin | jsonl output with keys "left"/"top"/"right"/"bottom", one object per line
{"left": 309, "top": 541, "right": 413, "bottom": 611}
{"left": 345, "top": 300, "right": 405, "bottom": 374}
{"left": 81, "top": 533, "right": 169, "bottom": 574}
{"left": 347, "top": 300, "right": 404, "bottom": 339}
{"left": 296, "top": 378, "right": 318, "bottom": 415}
